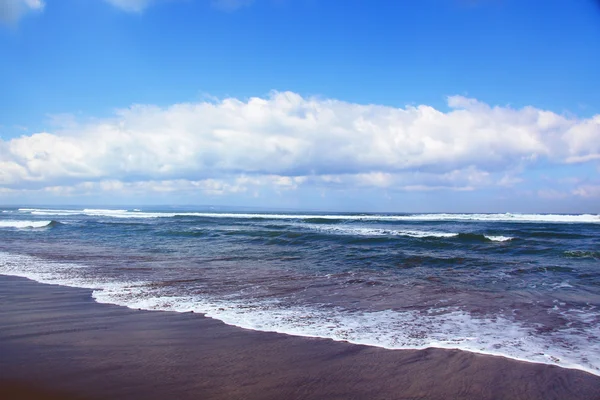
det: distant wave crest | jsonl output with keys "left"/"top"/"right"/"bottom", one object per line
{"left": 16, "top": 208, "right": 600, "bottom": 224}
{"left": 0, "top": 220, "right": 58, "bottom": 229}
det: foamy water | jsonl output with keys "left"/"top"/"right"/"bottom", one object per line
{"left": 1, "top": 208, "right": 599, "bottom": 377}
{"left": 18, "top": 208, "right": 600, "bottom": 224}
{"left": 1, "top": 250, "right": 599, "bottom": 376}
{"left": 0, "top": 220, "right": 54, "bottom": 229}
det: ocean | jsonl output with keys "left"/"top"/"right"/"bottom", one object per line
{"left": 1, "top": 207, "right": 599, "bottom": 376}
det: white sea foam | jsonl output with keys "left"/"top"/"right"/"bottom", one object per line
{"left": 83, "top": 208, "right": 128, "bottom": 213}
{"left": 16, "top": 208, "right": 600, "bottom": 223}
{"left": 304, "top": 224, "right": 513, "bottom": 241}
{"left": 88, "top": 288, "right": 600, "bottom": 378}
{"left": 1, "top": 251, "right": 598, "bottom": 376}
{"left": 552, "top": 281, "right": 574, "bottom": 290}
{"left": 0, "top": 220, "right": 54, "bottom": 228}
{"left": 306, "top": 225, "right": 458, "bottom": 238}
{"left": 19, "top": 208, "right": 76, "bottom": 213}
{"left": 25, "top": 209, "right": 172, "bottom": 219}
{"left": 484, "top": 235, "right": 513, "bottom": 242}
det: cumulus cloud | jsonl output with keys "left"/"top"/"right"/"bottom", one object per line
{"left": 1, "top": 92, "right": 599, "bottom": 198}
{"left": 0, "top": 0, "right": 44, "bottom": 25}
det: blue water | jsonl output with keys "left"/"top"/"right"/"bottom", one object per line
{"left": 1, "top": 207, "right": 599, "bottom": 375}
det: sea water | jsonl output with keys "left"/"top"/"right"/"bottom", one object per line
{"left": 1, "top": 207, "right": 599, "bottom": 375}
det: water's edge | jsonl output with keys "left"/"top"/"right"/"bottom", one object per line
{"left": 2, "top": 271, "right": 599, "bottom": 378}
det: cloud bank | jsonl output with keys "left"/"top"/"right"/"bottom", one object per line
{"left": 0, "top": 0, "right": 44, "bottom": 24}
{"left": 1, "top": 92, "right": 599, "bottom": 202}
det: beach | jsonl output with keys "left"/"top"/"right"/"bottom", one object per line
{"left": 3, "top": 0, "right": 599, "bottom": 397}
{"left": 1, "top": 275, "right": 599, "bottom": 400}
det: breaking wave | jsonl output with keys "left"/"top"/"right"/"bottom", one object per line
{"left": 306, "top": 225, "right": 513, "bottom": 242}
{"left": 16, "top": 208, "right": 600, "bottom": 224}
{"left": 0, "top": 220, "right": 59, "bottom": 229}
{"left": 0, "top": 251, "right": 598, "bottom": 377}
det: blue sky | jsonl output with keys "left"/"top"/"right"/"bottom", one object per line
{"left": 0, "top": 0, "right": 599, "bottom": 212}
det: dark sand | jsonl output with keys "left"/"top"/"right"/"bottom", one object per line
{"left": 1, "top": 275, "right": 599, "bottom": 400}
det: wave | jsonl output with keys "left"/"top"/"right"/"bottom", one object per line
{"left": 457, "top": 233, "right": 514, "bottom": 242}
{"left": 17, "top": 208, "right": 600, "bottom": 223}
{"left": 308, "top": 225, "right": 458, "bottom": 239}
{"left": 302, "top": 217, "right": 343, "bottom": 224}
{"left": 305, "top": 225, "right": 514, "bottom": 242}
{"left": 0, "top": 220, "right": 59, "bottom": 229}
{"left": 0, "top": 251, "right": 598, "bottom": 377}
{"left": 485, "top": 235, "right": 513, "bottom": 242}
{"left": 564, "top": 250, "right": 600, "bottom": 259}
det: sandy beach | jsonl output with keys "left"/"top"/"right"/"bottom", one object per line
{"left": 0, "top": 275, "right": 598, "bottom": 400}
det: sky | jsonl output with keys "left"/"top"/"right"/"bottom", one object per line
{"left": 0, "top": 0, "right": 599, "bottom": 212}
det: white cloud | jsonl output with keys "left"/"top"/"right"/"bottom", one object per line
{"left": 0, "top": 175, "right": 306, "bottom": 200}
{"left": 1, "top": 92, "right": 599, "bottom": 198}
{"left": 103, "top": 0, "right": 154, "bottom": 13}
{"left": 572, "top": 185, "right": 600, "bottom": 198}
{"left": 0, "top": 0, "right": 44, "bottom": 24}
{"left": 103, "top": 0, "right": 254, "bottom": 13}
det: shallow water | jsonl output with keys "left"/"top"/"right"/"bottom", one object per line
{"left": 1, "top": 207, "right": 599, "bottom": 375}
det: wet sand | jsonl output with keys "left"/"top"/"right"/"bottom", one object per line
{"left": 1, "top": 275, "right": 599, "bottom": 400}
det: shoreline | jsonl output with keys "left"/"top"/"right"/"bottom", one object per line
{"left": 5, "top": 261, "right": 598, "bottom": 378}
{"left": 0, "top": 275, "right": 600, "bottom": 399}
{"left": 1, "top": 274, "right": 600, "bottom": 400}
